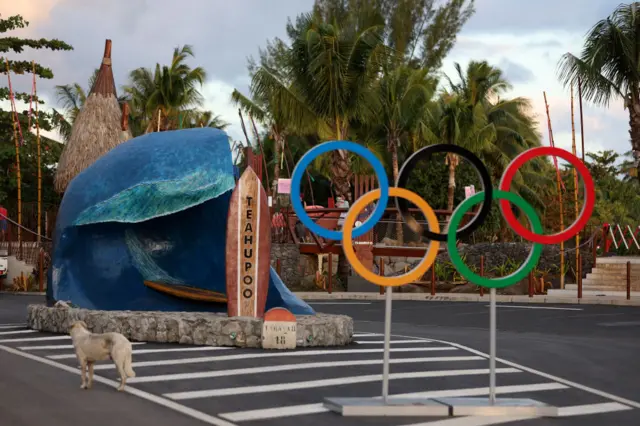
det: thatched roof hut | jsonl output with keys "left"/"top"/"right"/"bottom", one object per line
{"left": 54, "top": 39, "right": 132, "bottom": 193}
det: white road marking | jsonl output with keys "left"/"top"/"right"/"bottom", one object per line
{"left": 353, "top": 332, "right": 383, "bottom": 337}
{"left": 402, "top": 402, "right": 634, "bottom": 425}
{"left": 558, "top": 402, "right": 633, "bottom": 416}
{"left": 396, "top": 334, "right": 640, "bottom": 409}
{"left": 220, "top": 383, "right": 567, "bottom": 422}
{"left": 309, "top": 302, "right": 372, "bottom": 305}
{"left": 598, "top": 321, "right": 640, "bottom": 327}
{"left": 19, "top": 342, "right": 146, "bottom": 351}
{"left": 0, "top": 329, "right": 37, "bottom": 336}
{"left": 165, "top": 368, "right": 521, "bottom": 400}
{"left": 0, "top": 335, "right": 69, "bottom": 343}
{"left": 355, "top": 339, "right": 430, "bottom": 344}
{"left": 402, "top": 415, "right": 536, "bottom": 425}
{"left": 47, "top": 346, "right": 234, "bottom": 360}
{"left": 128, "top": 356, "right": 484, "bottom": 383}
{"left": 0, "top": 324, "right": 26, "bottom": 329}
{"left": 486, "top": 305, "right": 583, "bottom": 311}
{"left": 93, "top": 346, "right": 458, "bottom": 370}
{"left": 0, "top": 344, "right": 237, "bottom": 426}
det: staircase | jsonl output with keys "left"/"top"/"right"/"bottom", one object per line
{"left": 548, "top": 256, "right": 640, "bottom": 297}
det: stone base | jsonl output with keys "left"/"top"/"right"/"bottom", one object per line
{"left": 26, "top": 305, "right": 353, "bottom": 348}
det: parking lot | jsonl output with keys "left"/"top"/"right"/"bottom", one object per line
{"left": 0, "top": 295, "right": 639, "bottom": 426}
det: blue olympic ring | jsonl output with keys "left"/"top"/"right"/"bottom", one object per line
{"left": 290, "top": 141, "right": 389, "bottom": 240}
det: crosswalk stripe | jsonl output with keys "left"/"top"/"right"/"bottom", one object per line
{"left": 164, "top": 368, "right": 521, "bottom": 400}
{"left": 47, "top": 346, "right": 234, "bottom": 360}
{"left": 128, "top": 356, "right": 485, "bottom": 383}
{"left": 401, "top": 402, "right": 634, "bottom": 425}
{"left": 355, "top": 340, "right": 430, "bottom": 344}
{"left": 0, "top": 329, "right": 37, "bottom": 336}
{"left": 93, "top": 346, "right": 458, "bottom": 370}
{"left": 0, "top": 324, "right": 27, "bottom": 329}
{"left": 19, "top": 342, "right": 146, "bottom": 351}
{"left": 403, "top": 415, "right": 536, "bottom": 425}
{"left": 219, "top": 383, "right": 567, "bottom": 422}
{"left": 557, "top": 402, "right": 633, "bottom": 416}
{"left": 0, "top": 335, "right": 69, "bottom": 343}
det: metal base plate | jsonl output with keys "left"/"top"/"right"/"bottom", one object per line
{"left": 433, "top": 397, "right": 559, "bottom": 417}
{"left": 323, "top": 397, "right": 449, "bottom": 416}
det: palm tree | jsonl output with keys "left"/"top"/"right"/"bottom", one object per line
{"left": 52, "top": 68, "right": 123, "bottom": 141}
{"left": 183, "top": 110, "right": 229, "bottom": 129}
{"left": 231, "top": 89, "right": 291, "bottom": 196}
{"left": 251, "top": 14, "right": 388, "bottom": 202}
{"left": 557, "top": 3, "right": 640, "bottom": 173}
{"left": 123, "top": 45, "right": 207, "bottom": 132}
{"left": 418, "top": 61, "right": 548, "bottom": 229}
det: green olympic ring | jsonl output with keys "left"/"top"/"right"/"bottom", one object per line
{"left": 447, "top": 190, "right": 543, "bottom": 288}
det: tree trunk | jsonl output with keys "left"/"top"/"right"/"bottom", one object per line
{"left": 272, "top": 132, "right": 282, "bottom": 196}
{"left": 331, "top": 151, "right": 352, "bottom": 202}
{"left": 331, "top": 146, "right": 352, "bottom": 290}
{"left": 627, "top": 96, "right": 640, "bottom": 176}
{"left": 390, "top": 136, "right": 403, "bottom": 244}
{"left": 446, "top": 153, "right": 457, "bottom": 222}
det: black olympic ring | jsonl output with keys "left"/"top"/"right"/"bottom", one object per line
{"left": 395, "top": 144, "right": 493, "bottom": 242}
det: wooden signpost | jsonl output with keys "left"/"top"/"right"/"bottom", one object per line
{"left": 226, "top": 167, "right": 271, "bottom": 318}
{"left": 262, "top": 307, "right": 297, "bottom": 349}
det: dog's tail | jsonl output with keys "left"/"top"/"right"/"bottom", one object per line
{"left": 124, "top": 350, "right": 135, "bottom": 378}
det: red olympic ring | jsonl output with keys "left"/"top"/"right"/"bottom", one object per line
{"left": 498, "top": 146, "right": 595, "bottom": 245}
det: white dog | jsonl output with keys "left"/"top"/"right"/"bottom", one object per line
{"left": 69, "top": 321, "right": 136, "bottom": 391}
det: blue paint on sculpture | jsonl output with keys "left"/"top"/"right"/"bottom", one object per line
{"left": 47, "top": 128, "right": 314, "bottom": 315}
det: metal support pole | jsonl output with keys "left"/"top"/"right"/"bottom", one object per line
{"left": 627, "top": 261, "right": 631, "bottom": 301}
{"left": 479, "top": 256, "right": 485, "bottom": 297}
{"left": 382, "top": 286, "right": 392, "bottom": 403}
{"left": 489, "top": 287, "right": 497, "bottom": 405}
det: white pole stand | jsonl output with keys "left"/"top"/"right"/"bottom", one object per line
{"left": 432, "top": 288, "right": 559, "bottom": 417}
{"left": 324, "top": 286, "right": 449, "bottom": 417}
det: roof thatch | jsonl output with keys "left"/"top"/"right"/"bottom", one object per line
{"left": 54, "top": 39, "right": 132, "bottom": 193}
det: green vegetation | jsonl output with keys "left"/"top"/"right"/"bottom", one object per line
{"left": 2, "top": 1, "right": 640, "bottom": 249}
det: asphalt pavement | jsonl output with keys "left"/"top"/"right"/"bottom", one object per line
{"left": 0, "top": 294, "right": 638, "bottom": 426}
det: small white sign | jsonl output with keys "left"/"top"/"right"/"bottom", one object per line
{"left": 262, "top": 321, "right": 297, "bottom": 349}
{"left": 268, "top": 195, "right": 273, "bottom": 207}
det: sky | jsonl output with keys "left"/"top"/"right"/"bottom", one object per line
{"left": 0, "top": 0, "right": 632, "bottom": 162}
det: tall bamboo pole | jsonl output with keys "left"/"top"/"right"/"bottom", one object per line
{"left": 544, "top": 92, "right": 565, "bottom": 288}
{"left": 578, "top": 78, "right": 585, "bottom": 162}
{"left": 32, "top": 61, "right": 42, "bottom": 244}
{"left": 571, "top": 86, "right": 580, "bottom": 284}
{"left": 248, "top": 112, "right": 271, "bottom": 196}
{"left": 5, "top": 59, "right": 22, "bottom": 249}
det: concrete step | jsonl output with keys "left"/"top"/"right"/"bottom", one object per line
{"left": 587, "top": 270, "right": 640, "bottom": 279}
{"left": 593, "top": 263, "right": 640, "bottom": 270}
{"left": 547, "top": 289, "right": 637, "bottom": 297}
{"left": 581, "top": 279, "right": 640, "bottom": 289}
{"left": 585, "top": 274, "right": 640, "bottom": 283}
{"left": 567, "top": 283, "right": 640, "bottom": 291}
{"left": 595, "top": 256, "right": 640, "bottom": 265}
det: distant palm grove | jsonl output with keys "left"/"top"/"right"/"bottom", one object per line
{"left": 2, "top": 1, "right": 640, "bottom": 245}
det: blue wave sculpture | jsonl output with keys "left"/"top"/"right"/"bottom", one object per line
{"left": 47, "top": 128, "right": 314, "bottom": 315}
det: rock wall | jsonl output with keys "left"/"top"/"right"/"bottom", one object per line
{"left": 382, "top": 242, "right": 593, "bottom": 294}
{"left": 440, "top": 242, "right": 593, "bottom": 281}
{"left": 270, "top": 244, "right": 302, "bottom": 287}
{"left": 27, "top": 304, "right": 354, "bottom": 348}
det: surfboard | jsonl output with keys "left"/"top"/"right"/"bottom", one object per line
{"left": 225, "top": 166, "right": 271, "bottom": 318}
{"left": 143, "top": 281, "right": 227, "bottom": 303}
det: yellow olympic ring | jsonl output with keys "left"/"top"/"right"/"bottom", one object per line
{"left": 342, "top": 187, "right": 441, "bottom": 287}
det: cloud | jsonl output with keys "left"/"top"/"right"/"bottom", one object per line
{"left": 3, "top": 0, "right": 313, "bottom": 137}
{"left": 498, "top": 59, "right": 535, "bottom": 84}
{"left": 2, "top": 0, "right": 635, "bottom": 164}
{"left": 462, "top": 0, "right": 622, "bottom": 33}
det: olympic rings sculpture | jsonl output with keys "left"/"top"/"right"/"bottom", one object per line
{"left": 290, "top": 141, "right": 596, "bottom": 289}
